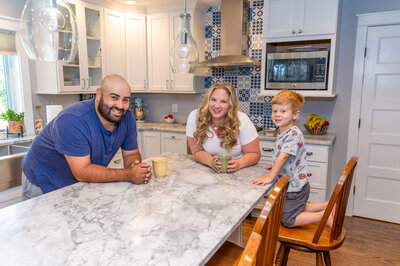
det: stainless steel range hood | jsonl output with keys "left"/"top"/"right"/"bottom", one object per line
{"left": 198, "top": 0, "right": 261, "bottom": 68}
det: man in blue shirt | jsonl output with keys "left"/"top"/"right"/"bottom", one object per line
{"left": 22, "top": 74, "right": 151, "bottom": 198}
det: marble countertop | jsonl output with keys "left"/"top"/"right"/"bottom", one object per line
{"left": 137, "top": 122, "right": 336, "bottom": 146}
{"left": 0, "top": 135, "right": 35, "bottom": 146}
{"left": 0, "top": 153, "right": 272, "bottom": 266}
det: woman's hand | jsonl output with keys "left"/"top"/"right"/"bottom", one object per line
{"left": 227, "top": 159, "right": 241, "bottom": 173}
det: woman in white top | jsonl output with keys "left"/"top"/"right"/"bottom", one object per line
{"left": 186, "top": 82, "right": 261, "bottom": 173}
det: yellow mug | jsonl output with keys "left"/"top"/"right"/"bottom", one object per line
{"left": 151, "top": 157, "right": 175, "bottom": 178}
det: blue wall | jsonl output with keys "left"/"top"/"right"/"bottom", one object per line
{"left": 204, "top": 1, "right": 274, "bottom": 129}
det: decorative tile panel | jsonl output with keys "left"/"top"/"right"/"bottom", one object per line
{"left": 204, "top": 1, "right": 275, "bottom": 129}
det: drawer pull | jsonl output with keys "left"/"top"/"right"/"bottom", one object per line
{"left": 262, "top": 148, "right": 273, "bottom": 152}
{"left": 114, "top": 159, "right": 122, "bottom": 164}
{"left": 307, "top": 173, "right": 312, "bottom": 177}
{"left": 306, "top": 152, "right": 313, "bottom": 156}
{"left": 171, "top": 136, "right": 175, "bottom": 139}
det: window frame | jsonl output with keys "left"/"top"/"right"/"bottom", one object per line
{"left": 0, "top": 15, "right": 34, "bottom": 135}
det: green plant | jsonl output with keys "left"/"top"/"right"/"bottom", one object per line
{"left": 0, "top": 109, "right": 25, "bottom": 121}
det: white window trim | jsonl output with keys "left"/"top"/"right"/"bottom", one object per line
{"left": 0, "top": 15, "right": 34, "bottom": 135}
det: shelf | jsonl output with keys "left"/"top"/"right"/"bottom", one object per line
{"left": 87, "top": 36, "right": 101, "bottom": 41}
{"left": 62, "top": 63, "right": 79, "bottom": 68}
{"left": 60, "top": 30, "right": 73, "bottom": 34}
{"left": 259, "top": 90, "right": 337, "bottom": 99}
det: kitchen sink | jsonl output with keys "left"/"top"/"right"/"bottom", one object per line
{"left": 0, "top": 142, "right": 31, "bottom": 157}
{"left": 0, "top": 141, "right": 32, "bottom": 192}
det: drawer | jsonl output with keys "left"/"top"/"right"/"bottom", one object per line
{"left": 259, "top": 140, "right": 274, "bottom": 158}
{"left": 307, "top": 161, "right": 328, "bottom": 189}
{"left": 308, "top": 188, "right": 327, "bottom": 203}
{"left": 259, "top": 157, "right": 273, "bottom": 165}
{"left": 305, "top": 144, "right": 329, "bottom": 163}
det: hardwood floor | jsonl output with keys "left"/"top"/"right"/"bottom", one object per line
{"left": 242, "top": 216, "right": 400, "bottom": 265}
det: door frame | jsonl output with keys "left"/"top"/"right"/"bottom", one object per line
{"left": 347, "top": 10, "right": 400, "bottom": 216}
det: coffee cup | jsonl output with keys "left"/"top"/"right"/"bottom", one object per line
{"left": 152, "top": 157, "right": 175, "bottom": 178}
{"left": 213, "top": 154, "right": 232, "bottom": 173}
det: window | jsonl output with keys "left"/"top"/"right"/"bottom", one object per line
{"left": 0, "top": 54, "right": 13, "bottom": 128}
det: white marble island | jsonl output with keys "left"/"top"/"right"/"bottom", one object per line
{"left": 0, "top": 153, "right": 272, "bottom": 266}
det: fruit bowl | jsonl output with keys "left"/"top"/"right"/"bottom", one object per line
{"left": 304, "top": 123, "right": 329, "bottom": 135}
{"left": 164, "top": 117, "right": 175, "bottom": 124}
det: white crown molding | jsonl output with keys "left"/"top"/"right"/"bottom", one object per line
{"left": 0, "top": 15, "right": 20, "bottom": 32}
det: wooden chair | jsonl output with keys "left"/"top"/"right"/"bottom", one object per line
{"left": 206, "top": 175, "right": 290, "bottom": 266}
{"left": 275, "top": 156, "right": 358, "bottom": 266}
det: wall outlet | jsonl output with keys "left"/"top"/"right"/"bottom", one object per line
{"left": 172, "top": 104, "right": 178, "bottom": 113}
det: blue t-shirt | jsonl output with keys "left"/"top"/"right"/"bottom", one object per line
{"left": 22, "top": 98, "right": 138, "bottom": 193}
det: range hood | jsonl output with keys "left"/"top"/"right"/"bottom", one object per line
{"left": 198, "top": 0, "right": 261, "bottom": 68}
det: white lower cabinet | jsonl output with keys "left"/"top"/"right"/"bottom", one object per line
{"left": 108, "top": 149, "right": 124, "bottom": 169}
{"left": 258, "top": 139, "right": 331, "bottom": 203}
{"left": 139, "top": 131, "right": 187, "bottom": 160}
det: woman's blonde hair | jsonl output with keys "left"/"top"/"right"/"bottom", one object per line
{"left": 271, "top": 90, "right": 305, "bottom": 111}
{"left": 193, "top": 82, "right": 240, "bottom": 151}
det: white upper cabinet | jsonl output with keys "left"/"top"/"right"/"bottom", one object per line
{"left": 125, "top": 13, "right": 147, "bottom": 92}
{"left": 36, "top": 0, "right": 105, "bottom": 94}
{"left": 264, "top": 0, "right": 339, "bottom": 39}
{"left": 147, "top": 8, "right": 205, "bottom": 93}
{"left": 104, "top": 8, "right": 126, "bottom": 78}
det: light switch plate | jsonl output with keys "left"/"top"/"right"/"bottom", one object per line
{"left": 172, "top": 104, "right": 178, "bottom": 113}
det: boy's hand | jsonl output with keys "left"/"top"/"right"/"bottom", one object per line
{"left": 264, "top": 164, "right": 272, "bottom": 171}
{"left": 251, "top": 176, "right": 274, "bottom": 185}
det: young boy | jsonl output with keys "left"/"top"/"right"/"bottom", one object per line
{"left": 252, "top": 90, "right": 331, "bottom": 228}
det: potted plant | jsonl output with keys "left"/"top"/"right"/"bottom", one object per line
{"left": 0, "top": 109, "right": 25, "bottom": 134}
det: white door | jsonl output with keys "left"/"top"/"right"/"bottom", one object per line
{"left": 354, "top": 24, "right": 400, "bottom": 223}
{"left": 125, "top": 13, "right": 147, "bottom": 92}
{"left": 104, "top": 9, "right": 126, "bottom": 77}
{"left": 147, "top": 13, "right": 170, "bottom": 91}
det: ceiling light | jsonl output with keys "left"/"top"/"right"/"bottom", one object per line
{"left": 19, "top": 0, "right": 78, "bottom": 62}
{"left": 125, "top": 1, "right": 136, "bottom": 4}
{"left": 170, "top": 0, "right": 199, "bottom": 74}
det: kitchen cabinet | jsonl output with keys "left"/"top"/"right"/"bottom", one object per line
{"left": 263, "top": 0, "right": 339, "bottom": 39}
{"left": 146, "top": 9, "right": 205, "bottom": 93}
{"left": 125, "top": 13, "right": 148, "bottom": 92}
{"left": 258, "top": 139, "right": 331, "bottom": 203}
{"left": 104, "top": 8, "right": 126, "bottom": 78}
{"left": 36, "top": 0, "right": 105, "bottom": 94}
{"left": 139, "top": 131, "right": 187, "bottom": 159}
{"left": 108, "top": 149, "right": 124, "bottom": 169}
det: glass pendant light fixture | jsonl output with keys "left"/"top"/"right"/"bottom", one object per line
{"left": 170, "top": 0, "right": 199, "bottom": 74}
{"left": 20, "top": 0, "right": 78, "bottom": 62}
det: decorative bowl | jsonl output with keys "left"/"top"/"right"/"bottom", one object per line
{"left": 164, "top": 117, "right": 175, "bottom": 124}
{"left": 304, "top": 123, "right": 329, "bottom": 135}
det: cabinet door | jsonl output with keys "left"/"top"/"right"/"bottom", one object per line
{"left": 147, "top": 13, "right": 170, "bottom": 91}
{"left": 82, "top": 2, "right": 105, "bottom": 92}
{"left": 141, "top": 131, "right": 161, "bottom": 159}
{"left": 104, "top": 8, "right": 126, "bottom": 78}
{"left": 160, "top": 132, "right": 187, "bottom": 154}
{"left": 297, "top": 0, "right": 338, "bottom": 36}
{"left": 126, "top": 13, "right": 147, "bottom": 92}
{"left": 263, "top": 0, "right": 298, "bottom": 38}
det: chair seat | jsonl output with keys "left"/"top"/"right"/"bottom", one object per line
{"left": 278, "top": 223, "right": 346, "bottom": 251}
{"left": 205, "top": 241, "right": 244, "bottom": 266}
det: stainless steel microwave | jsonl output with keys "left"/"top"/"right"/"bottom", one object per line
{"left": 265, "top": 51, "right": 329, "bottom": 90}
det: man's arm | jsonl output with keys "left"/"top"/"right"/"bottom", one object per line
{"left": 64, "top": 154, "right": 151, "bottom": 184}
{"left": 122, "top": 148, "right": 142, "bottom": 168}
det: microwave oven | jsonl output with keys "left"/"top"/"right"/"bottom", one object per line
{"left": 265, "top": 50, "right": 329, "bottom": 90}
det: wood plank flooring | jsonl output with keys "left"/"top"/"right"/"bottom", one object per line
{"left": 242, "top": 216, "right": 400, "bottom": 265}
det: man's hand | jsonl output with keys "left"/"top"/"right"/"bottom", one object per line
{"left": 128, "top": 160, "right": 152, "bottom": 184}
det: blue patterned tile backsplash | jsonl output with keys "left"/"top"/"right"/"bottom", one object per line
{"left": 204, "top": 1, "right": 274, "bottom": 129}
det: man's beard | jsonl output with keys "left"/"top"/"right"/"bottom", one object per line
{"left": 97, "top": 96, "right": 128, "bottom": 123}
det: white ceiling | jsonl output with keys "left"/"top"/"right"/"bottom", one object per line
{"left": 110, "top": 0, "right": 220, "bottom": 7}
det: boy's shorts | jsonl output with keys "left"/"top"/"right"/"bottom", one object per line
{"left": 281, "top": 182, "right": 310, "bottom": 227}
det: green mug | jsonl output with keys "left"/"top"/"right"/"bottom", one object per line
{"left": 213, "top": 154, "right": 232, "bottom": 173}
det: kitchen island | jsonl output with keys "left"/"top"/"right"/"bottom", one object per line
{"left": 0, "top": 153, "right": 272, "bottom": 266}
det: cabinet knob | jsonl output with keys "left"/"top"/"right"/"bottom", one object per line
{"left": 262, "top": 148, "right": 273, "bottom": 152}
{"left": 298, "top": 29, "right": 303, "bottom": 33}
{"left": 291, "top": 30, "right": 296, "bottom": 34}
{"left": 292, "top": 83, "right": 297, "bottom": 88}
{"left": 307, "top": 172, "right": 312, "bottom": 177}
{"left": 306, "top": 151, "right": 313, "bottom": 156}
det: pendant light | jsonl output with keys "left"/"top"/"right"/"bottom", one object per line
{"left": 19, "top": 0, "right": 78, "bottom": 62}
{"left": 170, "top": 0, "right": 199, "bottom": 74}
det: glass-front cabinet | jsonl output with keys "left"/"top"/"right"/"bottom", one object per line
{"left": 36, "top": 0, "right": 105, "bottom": 94}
